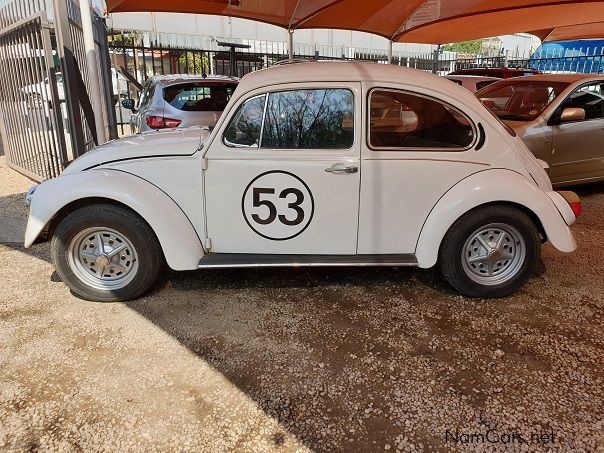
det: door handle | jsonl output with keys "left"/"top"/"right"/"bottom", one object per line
{"left": 325, "top": 165, "right": 358, "bottom": 174}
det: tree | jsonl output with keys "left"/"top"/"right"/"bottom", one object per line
{"left": 178, "top": 51, "right": 210, "bottom": 75}
{"left": 443, "top": 40, "right": 482, "bottom": 54}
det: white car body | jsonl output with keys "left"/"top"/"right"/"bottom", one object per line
{"left": 25, "top": 62, "right": 577, "bottom": 298}
{"left": 445, "top": 75, "right": 500, "bottom": 93}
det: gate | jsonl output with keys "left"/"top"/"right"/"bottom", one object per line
{"left": 0, "top": 9, "right": 67, "bottom": 180}
{"left": 0, "top": 0, "right": 116, "bottom": 181}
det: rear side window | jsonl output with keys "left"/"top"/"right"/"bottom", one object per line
{"left": 164, "top": 83, "right": 236, "bottom": 112}
{"left": 369, "top": 89, "right": 475, "bottom": 150}
{"left": 476, "top": 80, "right": 497, "bottom": 91}
{"left": 223, "top": 88, "right": 355, "bottom": 149}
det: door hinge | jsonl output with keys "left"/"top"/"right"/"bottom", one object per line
{"left": 205, "top": 237, "right": 212, "bottom": 250}
{"left": 202, "top": 157, "right": 208, "bottom": 170}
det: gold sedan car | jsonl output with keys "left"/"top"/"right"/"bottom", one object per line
{"left": 476, "top": 73, "right": 604, "bottom": 187}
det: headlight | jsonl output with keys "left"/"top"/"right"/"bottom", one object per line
{"left": 25, "top": 185, "right": 38, "bottom": 207}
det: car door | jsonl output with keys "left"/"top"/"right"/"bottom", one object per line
{"left": 550, "top": 82, "right": 604, "bottom": 184}
{"left": 204, "top": 83, "right": 361, "bottom": 255}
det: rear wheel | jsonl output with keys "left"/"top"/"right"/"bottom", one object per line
{"left": 51, "top": 204, "right": 163, "bottom": 301}
{"left": 439, "top": 205, "right": 541, "bottom": 298}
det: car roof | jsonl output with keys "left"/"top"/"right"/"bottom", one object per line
{"left": 237, "top": 61, "right": 478, "bottom": 101}
{"left": 149, "top": 74, "right": 239, "bottom": 86}
{"left": 445, "top": 75, "right": 500, "bottom": 81}
{"left": 493, "top": 73, "right": 604, "bottom": 83}
{"left": 451, "top": 67, "right": 540, "bottom": 74}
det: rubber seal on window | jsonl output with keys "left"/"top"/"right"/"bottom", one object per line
{"left": 475, "top": 123, "right": 486, "bottom": 150}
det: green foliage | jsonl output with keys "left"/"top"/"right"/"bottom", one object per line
{"left": 443, "top": 40, "right": 482, "bottom": 54}
{"left": 178, "top": 52, "right": 210, "bottom": 74}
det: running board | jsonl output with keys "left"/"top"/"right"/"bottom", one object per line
{"left": 198, "top": 253, "right": 418, "bottom": 269}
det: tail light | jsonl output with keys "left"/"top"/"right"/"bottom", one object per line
{"left": 146, "top": 115, "right": 181, "bottom": 129}
{"left": 558, "top": 191, "right": 581, "bottom": 218}
{"left": 569, "top": 200, "right": 582, "bottom": 218}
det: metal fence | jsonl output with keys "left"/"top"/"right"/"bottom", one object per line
{"left": 0, "top": 0, "right": 115, "bottom": 181}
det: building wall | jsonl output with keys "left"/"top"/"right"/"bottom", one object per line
{"left": 107, "top": 12, "right": 438, "bottom": 55}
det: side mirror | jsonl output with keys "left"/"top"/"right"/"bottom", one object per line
{"left": 121, "top": 98, "right": 136, "bottom": 113}
{"left": 560, "top": 107, "right": 585, "bottom": 123}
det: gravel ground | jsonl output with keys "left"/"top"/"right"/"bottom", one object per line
{"left": 1, "top": 155, "right": 603, "bottom": 452}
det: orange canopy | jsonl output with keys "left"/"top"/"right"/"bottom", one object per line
{"left": 106, "top": 0, "right": 604, "bottom": 45}
{"left": 532, "top": 22, "right": 604, "bottom": 42}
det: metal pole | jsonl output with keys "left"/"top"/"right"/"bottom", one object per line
{"left": 388, "top": 40, "right": 393, "bottom": 64}
{"left": 288, "top": 29, "right": 294, "bottom": 59}
{"left": 80, "top": 0, "right": 106, "bottom": 144}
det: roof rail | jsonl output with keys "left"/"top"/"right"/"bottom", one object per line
{"left": 272, "top": 58, "right": 315, "bottom": 67}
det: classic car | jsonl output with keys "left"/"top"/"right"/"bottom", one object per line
{"left": 25, "top": 61, "right": 579, "bottom": 301}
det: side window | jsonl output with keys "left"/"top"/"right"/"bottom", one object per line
{"left": 369, "top": 89, "right": 475, "bottom": 150}
{"left": 563, "top": 83, "right": 604, "bottom": 120}
{"left": 262, "top": 89, "right": 354, "bottom": 149}
{"left": 223, "top": 94, "right": 267, "bottom": 147}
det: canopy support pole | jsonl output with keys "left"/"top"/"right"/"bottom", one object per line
{"left": 80, "top": 0, "right": 106, "bottom": 144}
{"left": 388, "top": 40, "right": 393, "bottom": 64}
{"left": 288, "top": 29, "right": 294, "bottom": 59}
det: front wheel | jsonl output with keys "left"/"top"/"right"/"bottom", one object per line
{"left": 439, "top": 205, "right": 541, "bottom": 298}
{"left": 50, "top": 204, "right": 163, "bottom": 301}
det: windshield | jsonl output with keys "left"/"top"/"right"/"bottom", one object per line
{"left": 477, "top": 81, "right": 570, "bottom": 121}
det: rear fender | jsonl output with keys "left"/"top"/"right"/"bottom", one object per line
{"left": 25, "top": 169, "right": 204, "bottom": 271}
{"left": 415, "top": 169, "right": 576, "bottom": 269}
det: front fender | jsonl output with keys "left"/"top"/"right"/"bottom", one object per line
{"left": 25, "top": 169, "right": 204, "bottom": 271}
{"left": 415, "top": 169, "right": 576, "bottom": 269}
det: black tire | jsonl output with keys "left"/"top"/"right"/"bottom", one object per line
{"left": 50, "top": 203, "right": 163, "bottom": 302}
{"left": 439, "top": 205, "right": 541, "bottom": 298}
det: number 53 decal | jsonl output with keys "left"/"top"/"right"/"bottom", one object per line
{"left": 242, "top": 171, "right": 315, "bottom": 240}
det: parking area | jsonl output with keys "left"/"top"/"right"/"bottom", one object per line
{"left": 1, "top": 154, "right": 603, "bottom": 451}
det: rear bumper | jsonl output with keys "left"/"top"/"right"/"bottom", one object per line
{"left": 547, "top": 191, "right": 578, "bottom": 226}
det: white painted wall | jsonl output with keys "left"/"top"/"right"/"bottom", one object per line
{"left": 107, "top": 12, "right": 437, "bottom": 55}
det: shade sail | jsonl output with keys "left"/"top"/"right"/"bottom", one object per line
{"left": 106, "top": 0, "right": 604, "bottom": 45}
{"left": 532, "top": 22, "right": 604, "bottom": 42}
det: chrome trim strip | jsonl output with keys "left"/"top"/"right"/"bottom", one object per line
{"left": 199, "top": 262, "right": 418, "bottom": 269}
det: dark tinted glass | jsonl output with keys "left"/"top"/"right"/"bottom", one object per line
{"left": 261, "top": 89, "right": 354, "bottom": 149}
{"left": 224, "top": 94, "right": 266, "bottom": 147}
{"left": 164, "top": 83, "right": 236, "bottom": 112}
{"left": 478, "top": 81, "right": 569, "bottom": 121}
{"left": 563, "top": 83, "right": 604, "bottom": 120}
{"left": 369, "top": 90, "right": 475, "bottom": 149}
{"left": 475, "top": 80, "right": 497, "bottom": 91}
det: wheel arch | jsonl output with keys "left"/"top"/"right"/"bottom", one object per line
{"left": 25, "top": 170, "right": 204, "bottom": 271}
{"left": 415, "top": 169, "right": 576, "bottom": 269}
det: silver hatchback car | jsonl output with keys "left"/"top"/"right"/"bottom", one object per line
{"left": 122, "top": 74, "right": 239, "bottom": 133}
{"left": 476, "top": 73, "right": 604, "bottom": 187}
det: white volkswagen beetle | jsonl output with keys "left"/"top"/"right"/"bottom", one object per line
{"left": 25, "top": 62, "right": 580, "bottom": 301}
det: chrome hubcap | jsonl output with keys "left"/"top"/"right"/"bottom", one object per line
{"left": 67, "top": 227, "right": 138, "bottom": 291}
{"left": 461, "top": 223, "right": 526, "bottom": 286}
